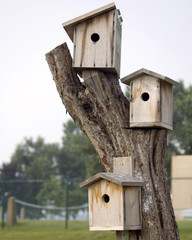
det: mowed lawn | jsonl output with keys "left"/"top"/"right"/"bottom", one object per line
{"left": 0, "top": 220, "right": 191, "bottom": 240}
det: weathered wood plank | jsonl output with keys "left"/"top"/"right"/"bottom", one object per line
{"left": 79, "top": 172, "right": 144, "bottom": 188}
{"left": 113, "top": 156, "right": 133, "bottom": 176}
{"left": 121, "top": 68, "right": 180, "bottom": 87}
{"left": 72, "top": 9, "right": 121, "bottom": 77}
{"left": 63, "top": 2, "right": 116, "bottom": 41}
{"left": 161, "top": 81, "right": 173, "bottom": 126}
{"left": 89, "top": 179, "right": 124, "bottom": 230}
{"left": 130, "top": 75, "right": 160, "bottom": 124}
{"left": 124, "top": 187, "right": 141, "bottom": 228}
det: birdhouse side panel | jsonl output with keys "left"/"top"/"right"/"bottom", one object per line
{"left": 130, "top": 75, "right": 160, "bottom": 126}
{"left": 160, "top": 81, "right": 173, "bottom": 129}
{"left": 73, "top": 10, "right": 115, "bottom": 71}
{"left": 88, "top": 179, "right": 124, "bottom": 230}
{"left": 113, "top": 11, "right": 122, "bottom": 78}
{"left": 124, "top": 187, "right": 142, "bottom": 230}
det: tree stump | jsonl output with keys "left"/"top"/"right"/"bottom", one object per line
{"left": 46, "top": 43, "right": 180, "bottom": 240}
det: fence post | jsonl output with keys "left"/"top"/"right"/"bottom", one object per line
{"left": 6, "top": 196, "right": 17, "bottom": 226}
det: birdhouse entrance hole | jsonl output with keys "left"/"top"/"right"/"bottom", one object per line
{"left": 102, "top": 194, "right": 110, "bottom": 203}
{"left": 141, "top": 92, "right": 150, "bottom": 101}
{"left": 91, "top": 33, "right": 100, "bottom": 42}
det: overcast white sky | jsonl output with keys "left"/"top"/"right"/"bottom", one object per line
{"left": 0, "top": 0, "right": 192, "bottom": 166}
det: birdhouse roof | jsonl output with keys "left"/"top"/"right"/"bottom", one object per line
{"left": 79, "top": 172, "right": 144, "bottom": 188}
{"left": 63, "top": 2, "right": 116, "bottom": 42}
{"left": 121, "top": 68, "right": 180, "bottom": 86}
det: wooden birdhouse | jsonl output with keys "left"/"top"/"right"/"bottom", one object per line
{"left": 121, "top": 68, "right": 180, "bottom": 130}
{"left": 63, "top": 3, "right": 122, "bottom": 77}
{"left": 80, "top": 172, "right": 144, "bottom": 231}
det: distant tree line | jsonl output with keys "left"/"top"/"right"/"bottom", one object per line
{"left": 0, "top": 80, "right": 191, "bottom": 207}
{"left": 0, "top": 120, "right": 103, "bottom": 208}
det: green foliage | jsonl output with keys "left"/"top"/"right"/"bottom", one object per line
{"left": 11, "top": 137, "right": 60, "bottom": 180}
{"left": 125, "top": 86, "right": 130, "bottom": 100}
{"left": 36, "top": 179, "right": 65, "bottom": 206}
{"left": 171, "top": 81, "right": 192, "bottom": 154}
{"left": 166, "top": 81, "right": 192, "bottom": 177}
{"left": 60, "top": 120, "right": 103, "bottom": 179}
{"left": 1, "top": 120, "right": 102, "bottom": 210}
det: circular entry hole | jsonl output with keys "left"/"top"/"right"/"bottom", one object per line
{"left": 102, "top": 194, "right": 110, "bottom": 203}
{"left": 91, "top": 33, "right": 100, "bottom": 42}
{"left": 141, "top": 92, "right": 150, "bottom": 101}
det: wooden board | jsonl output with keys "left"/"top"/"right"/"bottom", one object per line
{"left": 124, "top": 187, "right": 142, "bottom": 229}
{"left": 73, "top": 10, "right": 114, "bottom": 68}
{"left": 129, "top": 121, "right": 173, "bottom": 130}
{"left": 121, "top": 68, "right": 180, "bottom": 87}
{"left": 89, "top": 179, "right": 124, "bottom": 230}
{"left": 113, "top": 156, "right": 133, "bottom": 176}
{"left": 160, "top": 80, "right": 173, "bottom": 127}
{"left": 79, "top": 172, "right": 144, "bottom": 188}
{"left": 72, "top": 9, "right": 121, "bottom": 77}
{"left": 130, "top": 75, "right": 161, "bottom": 124}
{"left": 63, "top": 2, "right": 116, "bottom": 41}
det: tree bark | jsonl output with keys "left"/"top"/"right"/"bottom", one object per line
{"left": 46, "top": 43, "right": 180, "bottom": 240}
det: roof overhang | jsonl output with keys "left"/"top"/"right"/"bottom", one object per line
{"left": 121, "top": 68, "right": 180, "bottom": 87}
{"left": 79, "top": 172, "right": 145, "bottom": 188}
{"left": 62, "top": 2, "right": 116, "bottom": 42}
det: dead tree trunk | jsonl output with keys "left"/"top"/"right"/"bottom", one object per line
{"left": 46, "top": 43, "right": 180, "bottom": 240}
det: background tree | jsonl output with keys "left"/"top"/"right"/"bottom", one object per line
{"left": 2, "top": 137, "right": 60, "bottom": 204}
{"left": 0, "top": 162, "right": 26, "bottom": 204}
{"left": 165, "top": 81, "right": 192, "bottom": 176}
{"left": 59, "top": 120, "right": 103, "bottom": 179}
{"left": 1, "top": 120, "right": 102, "bottom": 210}
{"left": 170, "top": 81, "right": 192, "bottom": 154}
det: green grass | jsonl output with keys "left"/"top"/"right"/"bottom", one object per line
{"left": 0, "top": 221, "right": 114, "bottom": 240}
{"left": 178, "top": 221, "right": 192, "bottom": 240}
{"left": 0, "top": 220, "right": 191, "bottom": 240}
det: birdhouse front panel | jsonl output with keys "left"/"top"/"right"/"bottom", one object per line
{"left": 130, "top": 75, "right": 161, "bottom": 125}
{"left": 88, "top": 179, "right": 124, "bottom": 231}
{"left": 72, "top": 9, "right": 122, "bottom": 77}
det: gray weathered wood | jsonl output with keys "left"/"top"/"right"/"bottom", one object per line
{"left": 88, "top": 179, "right": 124, "bottom": 231}
{"left": 46, "top": 43, "right": 180, "bottom": 240}
{"left": 63, "top": 3, "right": 122, "bottom": 77}
{"left": 130, "top": 75, "right": 161, "bottom": 124}
{"left": 63, "top": 2, "right": 116, "bottom": 41}
{"left": 85, "top": 178, "right": 143, "bottom": 231}
{"left": 121, "top": 68, "right": 179, "bottom": 130}
{"left": 79, "top": 172, "right": 144, "bottom": 188}
{"left": 113, "top": 156, "right": 133, "bottom": 176}
{"left": 72, "top": 9, "right": 121, "bottom": 77}
{"left": 114, "top": 157, "right": 137, "bottom": 240}
{"left": 121, "top": 68, "right": 180, "bottom": 87}
{"left": 80, "top": 167, "right": 144, "bottom": 231}
{"left": 161, "top": 80, "right": 173, "bottom": 126}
